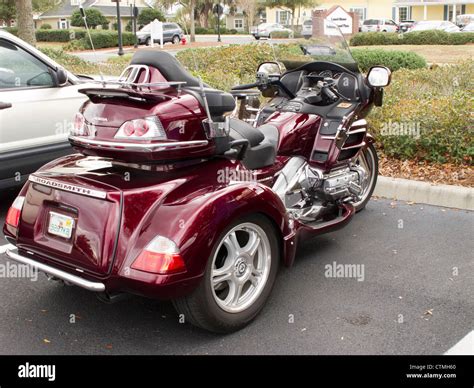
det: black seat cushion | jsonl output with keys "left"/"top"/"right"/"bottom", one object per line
{"left": 131, "top": 50, "right": 201, "bottom": 87}
{"left": 229, "top": 119, "right": 279, "bottom": 170}
{"left": 184, "top": 87, "right": 236, "bottom": 119}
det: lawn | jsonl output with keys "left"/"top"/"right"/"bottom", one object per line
{"left": 351, "top": 44, "right": 474, "bottom": 64}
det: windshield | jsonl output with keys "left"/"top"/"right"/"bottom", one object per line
{"left": 265, "top": 18, "right": 358, "bottom": 73}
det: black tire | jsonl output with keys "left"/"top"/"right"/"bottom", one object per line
{"left": 354, "top": 143, "right": 379, "bottom": 212}
{"left": 254, "top": 36, "right": 260, "bottom": 40}
{"left": 172, "top": 35, "right": 180, "bottom": 44}
{"left": 145, "top": 37, "right": 151, "bottom": 46}
{"left": 173, "top": 214, "right": 280, "bottom": 333}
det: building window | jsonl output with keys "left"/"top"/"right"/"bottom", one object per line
{"left": 234, "top": 19, "right": 243, "bottom": 29}
{"left": 58, "top": 19, "right": 69, "bottom": 29}
{"left": 258, "top": 11, "right": 267, "bottom": 24}
{"left": 350, "top": 7, "right": 367, "bottom": 22}
{"left": 399, "top": 7, "right": 410, "bottom": 22}
{"left": 277, "top": 10, "right": 290, "bottom": 26}
{"left": 445, "top": 5, "right": 464, "bottom": 21}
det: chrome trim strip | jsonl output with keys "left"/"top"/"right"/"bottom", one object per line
{"left": 69, "top": 136, "right": 209, "bottom": 151}
{"left": 5, "top": 248, "right": 106, "bottom": 292}
{"left": 342, "top": 142, "right": 366, "bottom": 150}
{"left": 29, "top": 175, "right": 107, "bottom": 199}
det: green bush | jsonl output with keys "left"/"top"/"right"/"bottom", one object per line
{"left": 35, "top": 29, "right": 71, "bottom": 42}
{"left": 137, "top": 8, "right": 165, "bottom": 26}
{"left": 352, "top": 49, "right": 427, "bottom": 72}
{"left": 71, "top": 8, "right": 108, "bottom": 29}
{"left": 79, "top": 31, "right": 135, "bottom": 49}
{"left": 40, "top": 24, "right": 52, "bottom": 30}
{"left": 72, "top": 29, "right": 87, "bottom": 40}
{"left": 350, "top": 31, "right": 474, "bottom": 46}
{"left": 4, "top": 27, "right": 18, "bottom": 35}
{"left": 270, "top": 31, "right": 292, "bottom": 39}
{"left": 368, "top": 61, "right": 473, "bottom": 165}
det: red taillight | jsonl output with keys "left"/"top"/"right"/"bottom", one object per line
{"left": 134, "top": 120, "right": 149, "bottom": 137}
{"left": 123, "top": 121, "right": 136, "bottom": 136}
{"left": 114, "top": 116, "right": 166, "bottom": 141}
{"left": 131, "top": 236, "right": 185, "bottom": 274}
{"left": 6, "top": 196, "right": 25, "bottom": 228}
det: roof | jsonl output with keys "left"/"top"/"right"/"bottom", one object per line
{"left": 39, "top": 0, "right": 150, "bottom": 19}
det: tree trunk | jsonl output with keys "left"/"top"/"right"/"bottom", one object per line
{"left": 16, "top": 0, "right": 36, "bottom": 46}
{"left": 190, "top": 0, "right": 196, "bottom": 42}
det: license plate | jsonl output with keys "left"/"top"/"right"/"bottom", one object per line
{"left": 48, "top": 211, "right": 74, "bottom": 239}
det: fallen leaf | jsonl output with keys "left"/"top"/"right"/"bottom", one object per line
{"left": 43, "top": 339, "right": 50, "bottom": 344}
{"left": 424, "top": 309, "right": 433, "bottom": 316}
{"left": 105, "top": 344, "right": 113, "bottom": 349}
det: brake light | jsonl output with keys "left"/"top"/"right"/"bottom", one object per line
{"left": 6, "top": 196, "right": 25, "bottom": 228}
{"left": 71, "top": 112, "right": 88, "bottom": 136}
{"left": 114, "top": 116, "right": 166, "bottom": 141}
{"left": 131, "top": 236, "right": 185, "bottom": 274}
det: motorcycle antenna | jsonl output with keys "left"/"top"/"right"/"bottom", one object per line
{"left": 79, "top": 5, "right": 105, "bottom": 85}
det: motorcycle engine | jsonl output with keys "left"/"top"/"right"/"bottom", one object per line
{"left": 273, "top": 157, "right": 365, "bottom": 223}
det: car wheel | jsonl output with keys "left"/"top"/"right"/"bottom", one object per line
{"left": 382, "top": 30, "right": 387, "bottom": 32}
{"left": 173, "top": 214, "right": 280, "bottom": 333}
{"left": 254, "top": 36, "right": 260, "bottom": 40}
{"left": 172, "top": 35, "right": 180, "bottom": 44}
{"left": 145, "top": 37, "right": 151, "bottom": 46}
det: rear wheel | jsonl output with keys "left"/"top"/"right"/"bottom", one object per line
{"left": 145, "top": 37, "right": 151, "bottom": 46}
{"left": 173, "top": 214, "right": 280, "bottom": 333}
{"left": 172, "top": 35, "right": 181, "bottom": 44}
{"left": 352, "top": 143, "right": 378, "bottom": 212}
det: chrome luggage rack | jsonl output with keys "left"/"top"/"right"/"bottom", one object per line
{"left": 79, "top": 64, "right": 187, "bottom": 92}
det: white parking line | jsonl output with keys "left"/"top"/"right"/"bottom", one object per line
{"left": 444, "top": 330, "right": 474, "bottom": 355}
{"left": 0, "top": 244, "right": 16, "bottom": 255}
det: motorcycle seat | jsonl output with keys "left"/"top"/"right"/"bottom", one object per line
{"left": 130, "top": 51, "right": 236, "bottom": 119}
{"left": 229, "top": 118, "right": 279, "bottom": 170}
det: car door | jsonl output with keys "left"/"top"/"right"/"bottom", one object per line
{"left": 162, "top": 24, "right": 173, "bottom": 42}
{"left": 0, "top": 37, "right": 87, "bottom": 186}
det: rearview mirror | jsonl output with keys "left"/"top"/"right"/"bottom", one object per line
{"left": 257, "top": 62, "right": 282, "bottom": 76}
{"left": 367, "top": 66, "right": 391, "bottom": 88}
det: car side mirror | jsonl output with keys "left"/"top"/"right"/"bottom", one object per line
{"left": 54, "top": 67, "right": 69, "bottom": 87}
{"left": 367, "top": 66, "right": 391, "bottom": 88}
{"left": 257, "top": 61, "right": 282, "bottom": 76}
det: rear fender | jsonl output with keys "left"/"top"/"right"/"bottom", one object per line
{"left": 118, "top": 179, "right": 297, "bottom": 285}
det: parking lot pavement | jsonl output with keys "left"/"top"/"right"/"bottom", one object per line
{"left": 0, "top": 193, "right": 472, "bottom": 355}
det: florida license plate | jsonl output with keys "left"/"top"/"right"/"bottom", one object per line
{"left": 48, "top": 211, "right": 74, "bottom": 239}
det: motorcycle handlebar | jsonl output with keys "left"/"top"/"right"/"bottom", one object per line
{"left": 322, "top": 86, "right": 339, "bottom": 103}
{"left": 231, "top": 82, "right": 261, "bottom": 91}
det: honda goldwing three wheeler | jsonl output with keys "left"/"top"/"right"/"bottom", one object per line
{"left": 3, "top": 21, "right": 391, "bottom": 333}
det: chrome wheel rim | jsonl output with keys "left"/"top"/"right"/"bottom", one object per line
{"left": 210, "top": 223, "right": 271, "bottom": 314}
{"left": 352, "top": 146, "right": 376, "bottom": 208}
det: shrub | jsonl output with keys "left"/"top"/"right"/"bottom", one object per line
{"left": 35, "top": 29, "right": 71, "bottom": 42}
{"left": 4, "top": 27, "right": 18, "bottom": 36}
{"left": 350, "top": 31, "right": 474, "bottom": 46}
{"left": 72, "top": 29, "right": 87, "bottom": 40}
{"left": 79, "top": 31, "right": 135, "bottom": 49}
{"left": 368, "top": 61, "right": 473, "bottom": 165}
{"left": 71, "top": 9, "right": 108, "bottom": 29}
{"left": 270, "top": 30, "right": 292, "bottom": 39}
{"left": 137, "top": 8, "right": 165, "bottom": 26}
{"left": 63, "top": 39, "right": 87, "bottom": 51}
{"left": 40, "top": 23, "right": 52, "bottom": 30}
{"left": 352, "top": 49, "right": 427, "bottom": 72}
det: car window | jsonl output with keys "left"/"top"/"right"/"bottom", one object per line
{"left": 303, "top": 20, "right": 312, "bottom": 26}
{"left": 364, "top": 19, "right": 380, "bottom": 25}
{"left": 0, "top": 39, "right": 54, "bottom": 89}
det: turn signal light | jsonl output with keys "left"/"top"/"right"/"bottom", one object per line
{"left": 71, "top": 112, "right": 88, "bottom": 136}
{"left": 6, "top": 196, "right": 25, "bottom": 229}
{"left": 131, "top": 236, "right": 185, "bottom": 274}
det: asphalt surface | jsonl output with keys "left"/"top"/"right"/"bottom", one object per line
{"left": 0, "top": 188, "right": 472, "bottom": 355}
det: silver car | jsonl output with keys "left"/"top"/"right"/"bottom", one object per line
{"left": 251, "top": 23, "right": 293, "bottom": 39}
{"left": 0, "top": 31, "right": 90, "bottom": 189}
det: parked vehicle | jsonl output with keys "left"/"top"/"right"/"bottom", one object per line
{"left": 399, "top": 20, "right": 416, "bottom": 33}
{"left": 361, "top": 19, "right": 399, "bottom": 33}
{"left": 456, "top": 14, "right": 474, "bottom": 28}
{"left": 460, "top": 22, "right": 474, "bottom": 32}
{"left": 408, "top": 20, "right": 460, "bottom": 32}
{"left": 302, "top": 19, "right": 313, "bottom": 39}
{"left": 251, "top": 23, "right": 293, "bottom": 39}
{"left": 0, "top": 30, "right": 91, "bottom": 190}
{"left": 3, "top": 20, "right": 391, "bottom": 333}
{"left": 137, "top": 22, "right": 184, "bottom": 45}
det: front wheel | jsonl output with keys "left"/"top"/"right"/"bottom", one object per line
{"left": 173, "top": 215, "right": 280, "bottom": 333}
{"left": 172, "top": 35, "right": 181, "bottom": 44}
{"left": 352, "top": 143, "right": 379, "bottom": 212}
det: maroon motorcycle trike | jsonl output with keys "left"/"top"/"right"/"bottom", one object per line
{"left": 3, "top": 22, "right": 391, "bottom": 333}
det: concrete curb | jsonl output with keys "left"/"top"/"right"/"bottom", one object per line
{"left": 374, "top": 176, "right": 474, "bottom": 211}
